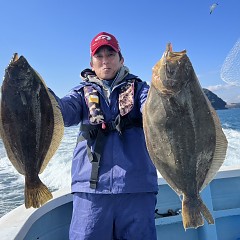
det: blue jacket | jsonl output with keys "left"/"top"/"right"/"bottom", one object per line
{"left": 51, "top": 67, "right": 158, "bottom": 194}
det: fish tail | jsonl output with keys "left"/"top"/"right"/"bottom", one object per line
{"left": 199, "top": 197, "right": 215, "bottom": 225}
{"left": 25, "top": 175, "right": 53, "bottom": 208}
{"left": 182, "top": 194, "right": 214, "bottom": 230}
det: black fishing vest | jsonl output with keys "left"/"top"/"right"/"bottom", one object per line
{"left": 77, "top": 79, "right": 142, "bottom": 189}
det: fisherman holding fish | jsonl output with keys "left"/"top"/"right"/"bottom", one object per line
{"left": 49, "top": 32, "right": 158, "bottom": 240}
{"left": 1, "top": 30, "right": 228, "bottom": 236}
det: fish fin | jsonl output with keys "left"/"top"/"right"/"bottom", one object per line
{"left": 25, "top": 176, "right": 53, "bottom": 208}
{"left": 39, "top": 88, "right": 64, "bottom": 173}
{"left": 201, "top": 103, "right": 228, "bottom": 191}
{"left": 33, "top": 69, "right": 64, "bottom": 174}
{"left": 0, "top": 115, "right": 25, "bottom": 174}
{"left": 182, "top": 194, "right": 214, "bottom": 230}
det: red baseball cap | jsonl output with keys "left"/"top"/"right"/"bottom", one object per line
{"left": 90, "top": 32, "right": 121, "bottom": 56}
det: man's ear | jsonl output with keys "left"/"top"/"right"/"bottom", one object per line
{"left": 120, "top": 57, "right": 124, "bottom": 65}
{"left": 90, "top": 61, "right": 94, "bottom": 70}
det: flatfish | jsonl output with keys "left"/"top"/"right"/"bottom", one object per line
{"left": 0, "top": 54, "right": 64, "bottom": 208}
{"left": 143, "top": 44, "right": 228, "bottom": 229}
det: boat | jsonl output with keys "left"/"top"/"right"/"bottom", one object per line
{"left": 1, "top": 165, "right": 240, "bottom": 240}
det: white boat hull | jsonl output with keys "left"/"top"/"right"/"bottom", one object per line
{"left": 1, "top": 166, "right": 240, "bottom": 240}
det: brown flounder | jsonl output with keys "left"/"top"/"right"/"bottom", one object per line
{"left": 143, "top": 44, "right": 228, "bottom": 229}
{"left": 0, "top": 54, "right": 64, "bottom": 208}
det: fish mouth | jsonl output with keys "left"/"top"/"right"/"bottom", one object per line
{"left": 165, "top": 43, "right": 173, "bottom": 56}
{"left": 163, "top": 43, "right": 175, "bottom": 60}
{"left": 164, "top": 43, "right": 187, "bottom": 60}
{"left": 10, "top": 53, "right": 19, "bottom": 64}
{"left": 157, "top": 43, "right": 189, "bottom": 93}
{"left": 5, "top": 53, "right": 27, "bottom": 86}
{"left": 162, "top": 43, "right": 188, "bottom": 79}
{"left": 6, "top": 53, "right": 19, "bottom": 77}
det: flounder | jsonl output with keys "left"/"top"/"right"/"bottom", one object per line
{"left": 0, "top": 54, "right": 64, "bottom": 208}
{"left": 143, "top": 44, "right": 228, "bottom": 229}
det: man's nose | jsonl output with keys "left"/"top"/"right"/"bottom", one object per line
{"left": 102, "top": 56, "right": 109, "bottom": 64}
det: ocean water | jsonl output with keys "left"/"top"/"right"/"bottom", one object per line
{"left": 0, "top": 109, "right": 239, "bottom": 218}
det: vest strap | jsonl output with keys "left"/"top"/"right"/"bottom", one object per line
{"left": 77, "top": 115, "right": 142, "bottom": 189}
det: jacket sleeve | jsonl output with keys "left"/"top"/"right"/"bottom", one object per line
{"left": 137, "top": 81, "right": 150, "bottom": 113}
{"left": 48, "top": 88, "right": 83, "bottom": 127}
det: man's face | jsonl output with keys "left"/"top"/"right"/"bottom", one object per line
{"left": 91, "top": 46, "right": 124, "bottom": 80}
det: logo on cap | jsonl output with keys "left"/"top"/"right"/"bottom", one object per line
{"left": 95, "top": 34, "right": 112, "bottom": 41}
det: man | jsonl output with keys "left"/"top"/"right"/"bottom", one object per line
{"left": 51, "top": 32, "right": 158, "bottom": 240}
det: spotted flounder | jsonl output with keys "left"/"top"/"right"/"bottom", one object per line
{"left": 0, "top": 54, "right": 64, "bottom": 208}
{"left": 143, "top": 44, "right": 228, "bottom": 229}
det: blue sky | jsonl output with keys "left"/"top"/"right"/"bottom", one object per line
{"left": 0, "top": 0, "right": 239, "bottom": 103}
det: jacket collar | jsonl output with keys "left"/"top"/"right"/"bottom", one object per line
{"left": 80, "top": 66, "right": 130, "bottom": 89}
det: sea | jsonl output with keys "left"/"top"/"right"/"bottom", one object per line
{"left": 0, "top": 108, "right": 240, "bottom": 218}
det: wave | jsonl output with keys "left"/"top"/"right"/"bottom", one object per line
{"left": 223, "top": 128, "right": 240, "bottom": 166}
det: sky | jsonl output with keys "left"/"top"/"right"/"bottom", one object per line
{"left": 0, "top": 0, "right": 239, "bottom": 103}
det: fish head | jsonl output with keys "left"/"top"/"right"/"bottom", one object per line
{"left": 4, "top": 53, "right": 35, "bottom": 89}
{"left": 152, "top": 43, "right": 193, "bottom": 96}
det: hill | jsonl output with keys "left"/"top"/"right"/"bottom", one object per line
{"left": 203, "top": 88, "right": 227, "bottom": 110}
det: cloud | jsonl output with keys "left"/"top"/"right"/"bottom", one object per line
{"left": 205, "top": 84, "right": 240, "bottom": 103}
{"left": 206, "top": 84, "right": 236, "bottom": 91}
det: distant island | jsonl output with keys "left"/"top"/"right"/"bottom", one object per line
{"left": 203, "top": 88, "right": 228, "bottom": 110}
{"left": 203, "top": 88, "right": 240, "bottom": 110}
